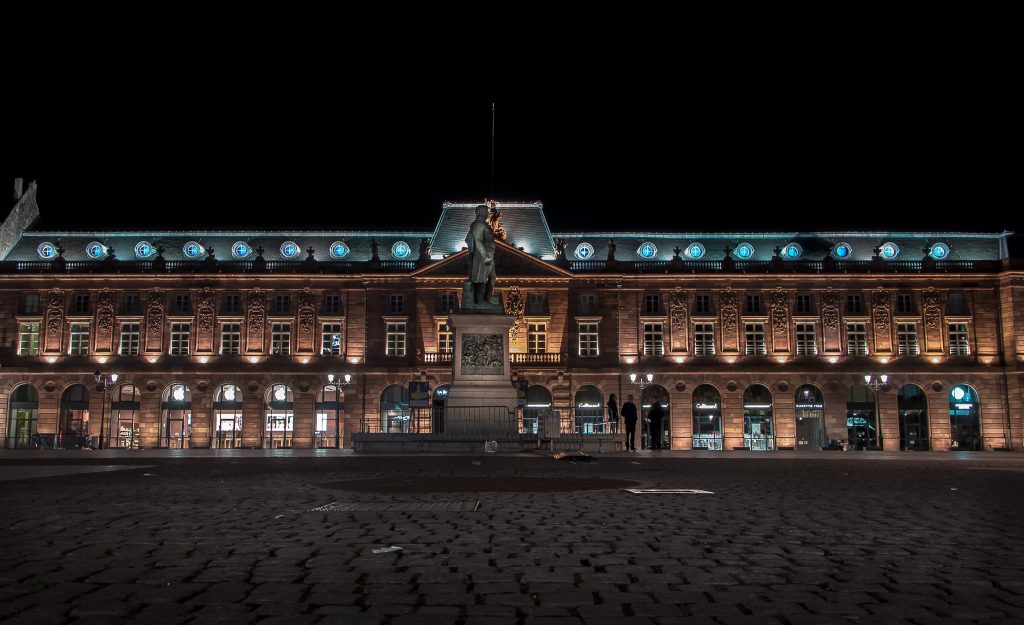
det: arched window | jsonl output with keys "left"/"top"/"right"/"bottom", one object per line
{"left": 642, "top": 384, "right": 670, "bottom": 450}
{"left": 315, "top": 385, "right": 344, "bottom": 448}
{"left": 949, "top": 384, "right": 981, "bottom": 450}
{"left": 161, "top": 383, "right": 192, "bottom": 448}
{"left": 846, "top": 383, "right": 877, "bottom": 450}
{"left": 743, "top": 384, "right": 774, "bottom": 451}
{"left": 379, "top": 384, "right": 409, "bottom": 433}
{"left": 898, "top": 384, "right": 929, "bottom": 451}
{"left": 8, "top": 384, "right": 39, "bottom": 449}
{"left": 574, "top": 385, "right": 604, "bottom": 434}
{"left": 264, "top": 384, "right": 294, "bottom": 448}
{"left": 213, "top": 384, "right": 243, "bottom": 448}
{"left": 110, "top": 384, "right": 141, "bottom": 449}
{"left": 692, "top": 384, "right": 722, "bottom": 450}
{"left": 794, "top": 384, "right": 825, "bottom": 450}
{"left": 523, "top": 385, "right": 552, "bottom": 435}
{"left": 59, "top": 384, "right": 90, "bottom": 449}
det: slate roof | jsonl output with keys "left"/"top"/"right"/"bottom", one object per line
{"left": 430, "top": 202, "right": 556, "bottom": 259}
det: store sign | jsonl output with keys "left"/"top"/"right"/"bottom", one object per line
{"left": 409, "top": 381, "right": 429, "bottom": 408}
{"left": 795, "top": 403, "right": 824, "bottom": 410}
{"left": 695, "top": 403, "right": 719, "bottom": 410}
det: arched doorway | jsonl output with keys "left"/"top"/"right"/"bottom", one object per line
{"left": 59, "top": 384, "right": 90, "bottom": 449}
{"left": 212, "top": 384, "right": 243, "bottom": 448}
{"left": 8, "top": 384, "right": 39, "bottom": 449}
{"left": 315, "top": 385, "right": 344, "bottom": 448}
{"left": 794, "top": 384, "right": 825, "bottom": 450}
{"left": 642, "top": 384, "right": 670, "bottom": 449}
{"left": 432, "top": 385, "right": 449, "bottom": 434}
{"left": 898, "top": 384, "right": 929, "bottom": 451}
{"left": 110, "top": 384, "right": 141, "bottom": 449}
{"left": 380, "top": 384, "right": 410, "bottom": 433}
{"left": 524, "top": 385, "right": 552, "bottom": 435}
{"left": 573, "top": 385, "right": 603, "bottom": 434}
{"left": 264, "top": 384, "right": 294, "bottom": 448}
{"left": 743, "top": 384, "right": 774, "bottom": 451}
{"left": 692, "top": 384, "right": 723, "bottom": 450}
{"left": 949, "top": 384, "right": 981, "bottom": 450}
{"left": 846, "top": 383, "right": 878, "bottom": 450}
{"left": 162, "top": 383, "right": 192, "bottom": 448}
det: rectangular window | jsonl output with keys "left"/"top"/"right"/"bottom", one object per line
{"left": 123, "top": 292, "right": 140, "bottom": 314}
{"left": 578, "top": 322, "right": 599, "bottom": 356}
{"left": 527, "top": 293, "right": 547, "bottom": 315}
{"left": 439, "top": 292, "right": 457, "bottom": 313}
{"left": 389, "top": 294, "right": 404, "bottom": 314}
{"left": 897, "top": 293, "right": 914, "bottom": 314}
{"left": 694, "top": 323, "right": 715, "bottom": 355}
{"left": 69, "top": 323, "right": 90, "bottom": 355}
{"left": 386, "top": 322, "right": 406, "bottom": 356}
{"left": 796, "top": 294, "right": 813, "bottom": 314}
{"left": 796, "top": 323, "right": 817, "bottom": 355}
{"left": 119, "top": 323, "right": 140, "bottom": 355}
{"left": 578, "top": 294, "right": 596, "bottom": 314}
{"left": 23, "top": 293, "right": 40, "bottom": 315}
{"left": 528, "top": 322, "right": 547, "bottom": 354}
{"left": 271, "top": 323, "right": 291, "bottom": 355}
{"left": 74, "top": 293, "right": 90, "bottom": 314}
{"left": 696, "top": 294, "right": 712, "bottom": 315}
{"left": 947, "top": 292, "right": 966, "bottom": 315}
{"left": 948, "top": 323, "right": 970, "bottom": 356}
{"left": 274, "top": 294, "right": 291, "bottom": 315}
{"left": 437, "top": 320, "right": 454, "bottom": 353}
{"left": 643, "top": 322, "right": 664, "bottom": 356}
{"left": 847, "top": 294, "right": 863, "bottom": 314}
{"left": 644, "top": 294, "right": 661, "bottom": 314}
{"left": 323, "top": 294, "right": 341, "bottom": 315}
{"left": 744, "top": 323, "right": 766, "bottom": 355}
{"left": 322, "top": 323, "right": 342, "bottom": 356}
{"left": 898, "top": 323, "right": 919, "bottom": 355}
{"left": 746, "top": 294, "right": 760, "bottom": 314}
{"left": 174, "top": 293, "right": 191, "bottom": 314}
{"left": 224, "top": 294, "right": 241, "bottom": 314}
{"left": 221, "top": 323, "right": 241, "bottom": 354}
{"left": 846, "top": 323, "right": 868, "bottom": 355}
{"left": 170, "top": 322, "right": 191, "bottom": 355}
{"left": 18, "top": 322, "right": 40, "bottom": 355}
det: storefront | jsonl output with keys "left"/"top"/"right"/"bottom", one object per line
{"left": 161, "top": 383, "right": 192, "bottom": 448}
{"left": 264, "top": 384, "right": 294, "bottom": 448}
{"left": 574, "top": 385, "right": 604, "bottom": 433}
{"left": 110, "top": 384, "right": 141, "bottom": 449}
{"left": 212, "top": 384, "right": 243, "bottom": 448}
{"left": 949, "top": 384, "right": 981, "bottom": 450}
{"left": 692, "top": 384, "right": 723, "bottom": 450}
{"left": 898, "top": 384, "right": 929, "bottom": 451}
{"left": 59, "top": 384, "right": 90, "bottom": 449}
{"left": 7, "top": 384, "right": 38, "bottom": 449}
{"left": 315, "top": 385, "right": 344, "bottom": 448}
{"left": 743, "top": 384, "right": 774, "bottom": 450}
{"left": 846, "top": 383, "right": 878, "bottom": 450}
{"left": 794, "top": 384, "right": 824, "bottom": 450}
{"left": 380, "top": 384, "right": 410, "bottom": 433}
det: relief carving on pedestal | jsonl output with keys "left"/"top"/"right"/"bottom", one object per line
{"left": 770, "top": 289, "right": 789, "bottom": 332}
{"left": 821, "top": 289, "right": 840, "bottom": 332}
{"left": 246, "top": 289, "right": 265, "bottom": 352}
{"left": 461, "top": 333, "right": 504, "bottom": 375}
{"left": 504, "top": 286, "right": 525, "bottom": 341}
{"left": 922, "top": 289, "right": 943, "bottom": 333}
{"left": 197, "top": 287, "right": 216, "bottom": 334}
{"left": 872, "top": 289, "right": 891, "bottom": 335}
{"left": 720, "top": 289, "right": 738, "bottom": 334}
{"left": 298, "top": 288, "right": 316, "bottom": 338}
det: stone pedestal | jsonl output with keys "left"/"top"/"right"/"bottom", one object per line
{"left": 445, "top": 313, "right": 518, "bottom": 436}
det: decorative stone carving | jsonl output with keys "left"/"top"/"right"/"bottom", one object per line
{"left": 922, "top": 289, "right": 943, "bottom": 333}
{"left": 821, "top": 289, "right": 840, "bottom": 332}
{"left": 670, "top": 288, "right": 688, "bottom": 335}
{"left": 197, "top": 287, "right": 216, "bottom": 333}
{"left": 298, "top": 288, "right": 316, "bottom": 338}
{"left": 95, "top": 289, "right": 115, "bottom": 350}
{"left": 770, "top": 289, "right": 789, "bottom": 332}
{"left": 461, "top": 333, "right": 504, "bottom": 375}
{"left": 871, "top": 289, "right": 891, "bottom": 335}
{"left": 674, "top": 381, "right": 686, "bottom": 392}
{"left": 504, "top": 286, "right": 525, "bottom": 341}
{"left": 246, "top": 289, "right": 265, "bottom": 352}
{"left": 486, "top": 201, "right": 508, "bottom": 242}
{"left": 45, "top": 288, "right": 65, "bottom": 338}
{"left": 145, "top": 290, "right": 164, "bottom": 351}
{"left": 720, "top": 289, "right": 738, "bottom": 334}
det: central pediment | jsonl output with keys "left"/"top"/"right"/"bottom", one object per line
{"left": 413, "top": 240, "right": 573, "bottom": 279}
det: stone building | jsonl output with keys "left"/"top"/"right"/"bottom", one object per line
{"left": 1, "top": 181, "right": 1022, "bottom": 452}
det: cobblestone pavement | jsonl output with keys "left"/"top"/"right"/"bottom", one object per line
{"left": 1, "top": 451, "right": 1023, "bottom": 625}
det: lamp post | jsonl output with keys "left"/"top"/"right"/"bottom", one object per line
{"left": 629, "top": 373, "right": 654, "bottom": 390}
{"left": 325, "top": 373, "right": 353, "bottom": 448}
{"left": 864, "top": 374, "right": 888, "bottom": 449}
{"left": 93, "top": 370, "right": 119, "bottom": 449}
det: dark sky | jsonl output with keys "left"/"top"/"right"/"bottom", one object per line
{"left": 3, "top": 44, "right": 1018, "bottom": 247}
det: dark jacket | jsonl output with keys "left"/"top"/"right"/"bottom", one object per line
{"left": 648, "top": 402, "right": 664, "bottom": 423}
{"left": 621, "top": 401, "right": 638, "bottom": 425}
{"left": 607, "top": 399, "right": 618, "bottom": 421}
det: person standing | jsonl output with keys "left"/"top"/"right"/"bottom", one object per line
{"left": 621, "top": 394, "right": 638, "bottom": 451}
{"left": 606, "top": 394, "right": 619, "bottom": 433}
{"left": 648, "top": 400, "right": 665, "bottom": 450}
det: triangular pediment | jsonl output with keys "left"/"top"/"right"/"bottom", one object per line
{"left": 412, "top": 240, "right": 573, "bottom": 279}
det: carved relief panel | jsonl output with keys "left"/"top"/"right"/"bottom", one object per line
{"left": 94, "top": 289, "right": 115, "bottom": 353}
{"left": 820, "top": 289, "right": 841, "bottom": 353}
{"left": 246, "top": 289, "right": 265, "bottom": 353}
{"left": 922, "top": 289, "right": 944, "bottom": 353}
{"left": 871, "top": 289, "right": 892, "bottom": 353}
{"left": 719, "top": 289, "right": 739, "bottom": 353}
{"left": 769, "top": 289, "right": 790, "bottom": 353}
{"left": 297, "top": 288, "right": 316, "bottom": 353}
{"left": 195, "top": 287, "right": 216, "bottom": 354}
{"left": 669, "top": 288, "right": 689, "bottom": 353}
{"left": 504, "top": 286, "right": 525, "bottom": 346}
{"left": 145, "top": 290, "right": 165, "bottom": 353}
{"left": 44, "top": 289, "right": 65, "bottom": 354}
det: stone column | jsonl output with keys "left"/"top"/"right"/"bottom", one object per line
{"left": 292, "top": 388, "right": 314, "bottom": 448}
{"left": 878, "top": 388, "right": 900, "bottom": 451}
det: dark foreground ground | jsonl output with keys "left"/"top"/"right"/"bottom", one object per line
{"left": 1, "top": 451, "right": 1023, "bottom": 625}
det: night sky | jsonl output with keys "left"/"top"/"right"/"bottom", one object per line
{"left": 3, "top": 53, "right": 1018, "bottom": 250}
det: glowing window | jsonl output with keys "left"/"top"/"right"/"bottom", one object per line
{"left": 183, "top": 241, "right": 204, "bottom": 258}
{"left": 685, "top": 243, "right": 706, "bottom": 259}
{"left": 230, "top": 241, "right": 252, "bottom": 259}
{"left": 637, "top": 242, "right": 657, "bottom": 259}
{"left": 782, "top": 243, "right": 803, "bottom": 260}
{"left": 329, "top": 241, "right": 350, "bottom": 259}
{"left": 734, "top": 243, "right": 754, "bottom": 259}
{"left": 391, "top": 241, "right": 411, "bottom": 258}
{"left": 831, "top": 242, "right": 852, "bottom": 259}
{"left": 574, "top": 242, "right": 595, "bottom": 260}
{"left": 134, "top": 241, "right": 155, "bottom": 259}
{"left": 85, "top": 241, "right": 107, "bottom": 259}
{"left": 36, "top": 242, "right": 57, "bottom": 259}
{"left": 280, "top": 241, "right": 300, "bottom": 259}
{"left": 929, "top": 242, "right": 949, "bottom": 260}
{"left": 879, "top": 242, "right": 900, "bottom": 259}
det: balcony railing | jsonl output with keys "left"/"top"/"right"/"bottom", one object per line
{"left": 420, "top": 352, "right": 453, "bottom": 364}
{"left": 418, "top": 352, "right": 565, "bottom": 365}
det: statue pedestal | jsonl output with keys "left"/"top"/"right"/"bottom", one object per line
{"left": 445, "top": 313, "right": 518, "bottom": 437}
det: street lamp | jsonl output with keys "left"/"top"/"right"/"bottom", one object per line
{"left": 629, "top": 373, "right": 654, "bottom": 390}
{"left": 864, "top": 374, "right": 888, "bottom": 391}
{"left": 324, "top": 373, "right": 354, "bottom": 448}
{"left": 326, "top": 373, "right": 352, "bottom": 385}
{"left": 93, "top": 370, "right": 119, "bottom": 449}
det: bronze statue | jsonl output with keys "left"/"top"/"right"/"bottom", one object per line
{"left": 466, "top": 204, "right": 498, "bottom": 305}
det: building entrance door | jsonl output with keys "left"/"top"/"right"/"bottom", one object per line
{"left": 796, "top": 412, "right": 823, "bottom": 450}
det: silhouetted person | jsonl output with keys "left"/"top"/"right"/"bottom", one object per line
{"left": 648, "top": 401, "right": 665, "bottom": 450}
{"left": 607, "top": 394, "right": 619, "bottom": 433}
{"left": 621, "top": 394, "right": 638, "bottom": 451}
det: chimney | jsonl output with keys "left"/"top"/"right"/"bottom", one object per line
{"left": 13, "top": 178, "right": 24, "bottom": 201}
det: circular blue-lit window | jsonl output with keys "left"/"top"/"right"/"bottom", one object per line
{"left": 684, "top": 242, "right": 706, "bottom": 259}
{"left": 392, "top": 241, "right": 411, "bottom": 259}
{"left": 134, "top": 241, "right": 155, "bottom": 259}
{"left": 637, "top": 242, "right": 658, "bottom": 259}
{"left": 929, "top": 242, "right": 950, "bottom": 260}
{"left": 574, "top": 242, "right": 595, "bottom": 260}
{"left": 231, "top": 241, "right": 252, "bottom": 259}
{"left": 329, "top": 241, "right": 350, "bottom": 259}
{"left": 183, "top": 241, "right": 204, "bottom": 259}
{"left": 85, "top": 241, "right": 107, "bottom": 259}
{"left": 831, "top": 242, "right": 852, "bottom": 259}
{"left": 280, "top": 241, "right": 300, "bottom": 259}
{"left": 782, "top": 243, "right": 803, "bottom": 260}
{"left": 734, "top": 243, "right": 754, "bottom": 259}
{"left": 879, "top": 242, "right": 900, "bottom": 260}
{"left": 37, "top": 242, "right": 57, "bottom": 259}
